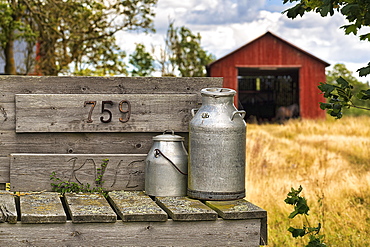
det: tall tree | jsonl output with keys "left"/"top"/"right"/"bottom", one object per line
{"left": 0, "top": 0, "right": 35, "bottom": 74}
{"left": 165, "top": 21, "right": 215, "bottom": 77}
{"left": 282, "top": 0, "right": 370, "bottom": 118}
{"left": 1, "top": 0, "right": 157, "bottom": 75}
{"left": 129, "top": 43, "right": 155, "bottom": 76}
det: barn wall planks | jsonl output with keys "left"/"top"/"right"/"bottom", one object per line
{"left": 207, "top": 32, "right": 327, "bottom": 119}
{"left": 0, "top": 76, "right": 223, "bottom": 185}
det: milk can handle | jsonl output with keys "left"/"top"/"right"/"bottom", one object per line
{"left": 154, "top": 149, "right": 188, "bottom": 175}
{"left": 191, "top": 108, "right": 198, "bottom": 117}
{"left": 231, "top": 110, "right": 246, "bottom": 121}
{"left": 163, "top": 129, "right": 175, "bottom": 135}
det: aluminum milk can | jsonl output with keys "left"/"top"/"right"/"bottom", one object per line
{"left": 145, "top": 130, "right": 188, "bottom": 196}
{"left": 188, "top": 88, "right": 246, "bottom": 200}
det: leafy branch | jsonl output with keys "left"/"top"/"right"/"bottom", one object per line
{"left": 281, "top": 1, "right": 370, "bottom": 118}
{"left": 285, "top": 186, "right": 327, "bottom": 247}
{"left": 318, "top": 77, "right": 370, "bottom": 119}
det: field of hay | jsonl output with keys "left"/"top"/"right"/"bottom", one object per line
{"left": 245, "top": 116, "right": 370, "bottom": 246}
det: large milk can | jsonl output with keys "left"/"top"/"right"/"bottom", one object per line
{"left": 145, "top": 130, "right": 188, "bottom": 196}
{"left": 188, "top": 88, "right": 246, "bottom": 200}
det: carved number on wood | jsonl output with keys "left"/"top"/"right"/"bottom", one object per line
{"left": 84, "top": 100, "right": 131, "bottom": 123}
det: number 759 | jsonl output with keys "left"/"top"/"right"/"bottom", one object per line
{"left": 84, "top": 100, "right": 131, "bottom": 123}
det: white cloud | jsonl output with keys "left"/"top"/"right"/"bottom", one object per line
{"left": 114, "top": 0, "right": 370, "bottom": 82}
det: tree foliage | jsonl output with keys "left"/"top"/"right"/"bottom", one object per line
{"left": 0, "top": 0, "right": 35, "bottom": 74}
{"left": 0, "top": 0, "right": 157, "bottom": 75}
{"left": 323, "top": 64, "right": 370, "bottom": 117}
{"left": 282, "top": 0, "right": 370, "bottom": 118}
{"left": 129, "top": 43, "right": 155, "bottom": 76}
{"left": 165, "top": 21, "right": 215, "bottom": 77}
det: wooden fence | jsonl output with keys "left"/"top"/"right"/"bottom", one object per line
{"left": 0, "top": 76, "right": 267, "bottom": 246}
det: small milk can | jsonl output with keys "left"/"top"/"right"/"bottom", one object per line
{"left": 188, "top": 88, "right": 246, "bottom": 200}
{"left": 145, "top": 130, "right": 188, "bottom": 197}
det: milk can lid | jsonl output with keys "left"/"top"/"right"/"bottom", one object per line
{"left": 201, "top": 88, "right": 236, "bottom": 97}
{"left": 153, "top": 130, "right": 185, "bottom": 142}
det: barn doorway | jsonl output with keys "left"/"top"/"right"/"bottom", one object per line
{"left": 237, "top": 67, "right": 299, "bottom": 122}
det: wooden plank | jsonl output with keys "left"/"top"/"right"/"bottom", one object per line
{"left": 155, "top": 196, "right": 218, "bottom": 221}
{"left": 0, "top": 191, "right": 17, "bottom": 223}
{"left": 16, "top": 94, "right": 197, "bottom": 133}
{"left": 0, "top": 156, "right": 9, "bottom": 183}
{"left": 0, "top": 219, "right": 262, "bottom": 246}
{"left": 205, "top": 199, "right": 268, "bottom": 245}
{"left": 0, "top": 102, "right": 14, "bottom": 130}
{"left": 0, "top": 76, "right": 223, "bottom": 102}
{"left": 64, "top": 192, "right": 116, "bottom": 223}
{"left": 108, "top": 191, "right": 167, "bottom": 222}
{"left": 20, "top": 192, "right": 66, "bottom": 223}
{"left": 10, "top": 154, "right": 146, "bottom": 192}
{"left": 0, "top": 131, "right": 187, "bottom": 154}
{"left": 204, "top": 199, "right": 267, "bottom": 219}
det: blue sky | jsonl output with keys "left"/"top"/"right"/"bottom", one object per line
{"left": 117, "top": 0, "right": 370, "bottom": 82}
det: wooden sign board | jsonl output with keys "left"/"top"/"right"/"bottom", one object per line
{"left": 10, "top": 154, "right": 146, "bottom": 192}
{"left": 16, "top": 94, "right": 198, "bottom": 133}
{"left": 0, "top": 76, "right": 223, "bottom": 186}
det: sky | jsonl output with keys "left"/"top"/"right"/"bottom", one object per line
{"left": 116, "top": 0, "right": 370, "bottom": 82}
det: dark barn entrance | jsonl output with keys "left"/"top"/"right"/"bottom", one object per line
{"left": 238, "top": 67, "right": 299, "bottom": 122}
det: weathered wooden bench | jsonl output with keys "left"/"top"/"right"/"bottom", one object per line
{"left": 0, "top": 76, "right": 267, "bottom": 246}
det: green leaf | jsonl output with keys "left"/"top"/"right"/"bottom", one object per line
{"left": 306, "top": 234, "right": 327, "bottom": 247}
{"left": 336, "top": 77, "right": 350, "bottom": 88}
{"left": 357, "top": 63, "right": 370, "bottom": 77}
{"left": 285, "top": 186, "right": 310, "bottom": 218}
{"left": 341, "top": 24, "right": 358, "bottom": 35}
{"left": 356, "top": 89, "right": 370, "bottom": 100}
{"left": 288, "top": 227, "right": 306, "bottom": 238}
{"left": 340, "top": 3, "right": 360, "bottom": 16}
{"left": 283, "top": 3, "right": 306, "bottom": 19}
{"left": 360, "top": 33, "right": 370, "bottom": 41}
{"left": 288, "top": 197, "right": 310, "bottom": 218}
{"left": 319, "top": 0, "right": 334, "bottom": 17}
{"left": 318, "top": 82, "right": 335, "bottom": 98}
{"left": 319, "top": 102, "right": 332, "bottom": 110}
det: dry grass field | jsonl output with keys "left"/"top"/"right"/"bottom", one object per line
{"left": 245, "top": 116, "right": 370, "bottom": 247}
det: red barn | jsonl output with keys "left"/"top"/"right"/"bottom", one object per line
{"left": 206, "top": 31, "right": 330, "bottom": 121}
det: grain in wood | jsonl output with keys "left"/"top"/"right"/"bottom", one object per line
{"left": 64, "top": 192, "right": 116, "bottom": 223}
{"left": 155, "top": 196, "right": 218, "bottom": 221}
{"left": 0, "top": 219, "right": 261, "bottom": 246}
{"left": 0, "top": 191, "right": 17, "bottom": 223}
{"left": 205, "top": 199, "right": 268, "bottom": 245}
{"left": 15, "top": 94, "right": 197, "bottom": 133}
{"left": 10, "top": 154, "right": 146, "bottom": 192}
{"left": 0, "top": 76, "right": 223, "bottom": 102}
{"left": 20, "top": 192, "right": 66, "bottom": 223}
{"left": 204, "top": 199, "right": 267, "bottom": 219}
{"left": 0, "top": 102, "right": 14, "bottom": 130}
{"left": 108, "top": 191, "right": 167, "bottom": 222}
{"left": 0, "top": 157, "right": 9, "bottom": 183}
{"left": 1, "top": 131, "right": 183, "bottom": 155}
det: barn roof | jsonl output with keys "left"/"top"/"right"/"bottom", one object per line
{"left": 207, "top": 31, "right": 330, "bottom": 67}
